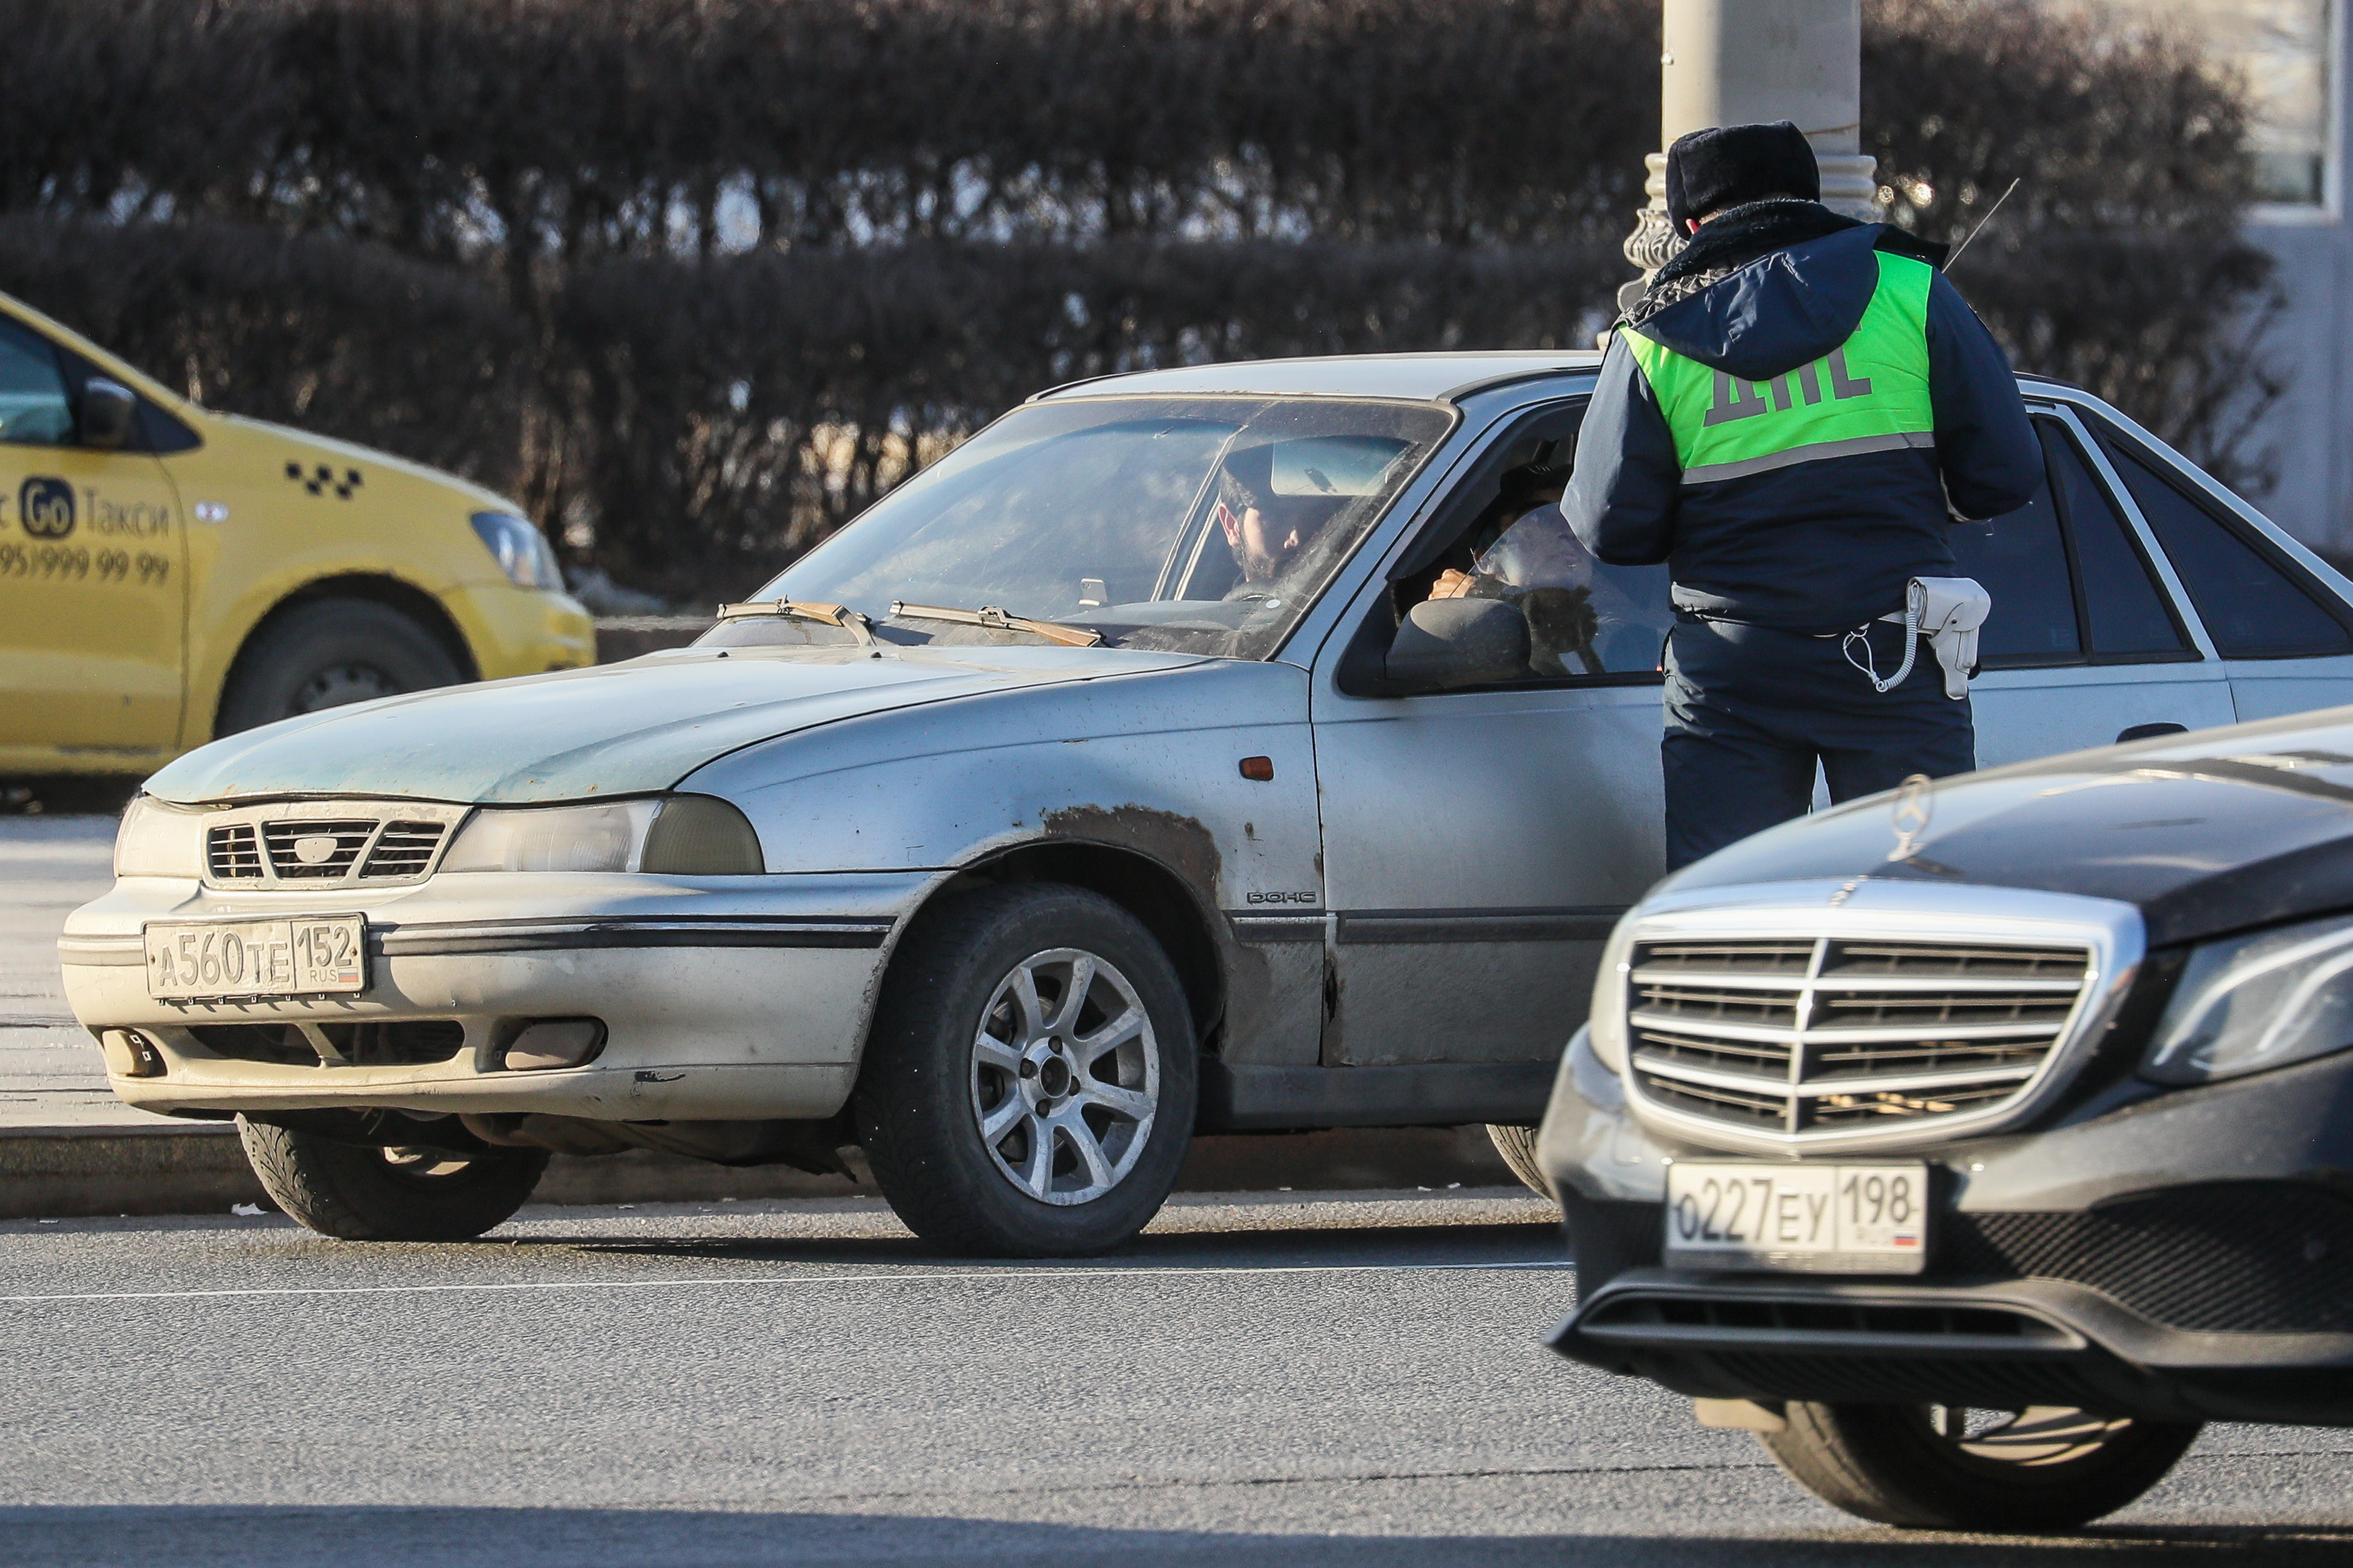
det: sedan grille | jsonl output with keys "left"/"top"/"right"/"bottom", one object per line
{"left": 263, "top": 820, "right": 375, "bottom": 878}
{"left": 201, "top": 810, "right": 457, "bottom": 887}
{"left": 360, "top": 821, "right": 450, "bottom": 878}
{"left": 206, "top": 823, "right": 264, "bottom": 881}
{"left": 1627, "top": 936, "right": 2091, "bottom": 1143}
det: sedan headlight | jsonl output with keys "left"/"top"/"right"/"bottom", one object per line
{"left": 470, "top": 510, "right": 566, "bottom": 592}
{"left": 1585, "top": 913, "right": 1640, "bottom": 1073}
{"left": 114, "top": 795, "right": 202, "bottom": 878}
{"left": 2142, "top": 913, "right": 2353, "bottom": 1085}
{"left": 441, "top": 795, "right": 762, "bottom": 875}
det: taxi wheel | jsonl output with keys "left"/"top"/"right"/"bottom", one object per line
{"left": 237, "top": 1116, "right": 549, "bottom": 1241}
{"left": 1759, "top": 1402, "right": 2202, "bottom": 1532}
{"left": 1485, "top": 1124, "right": 1554, "bottom": 1198}
{"left": 216, "top": 598, "right": 463, "bottom": 736}
{"left": 854, "top": 883, "right": 1197, "bottom": 1258}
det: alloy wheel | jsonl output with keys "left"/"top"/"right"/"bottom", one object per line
{"left": 969, "top": 946, "right": 1160, "bottom": 1205}
{"left": 1921, "top": 1405, "right": 2137, "bottom": 1466}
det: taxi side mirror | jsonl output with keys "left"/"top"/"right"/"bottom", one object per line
{"left": 78, "top": 379, "right": 136, "bottom": 449}
{"left": 1385, "top": 596, "right": 1531, "bottom": 690}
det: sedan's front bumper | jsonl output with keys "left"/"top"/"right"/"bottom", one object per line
{"left": 60, "top": 870, "right": 928, "bottom": 1122}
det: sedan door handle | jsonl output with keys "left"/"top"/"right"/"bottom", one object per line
{"left": 2116, "top": 721, "right": 2190, "bottom": 744}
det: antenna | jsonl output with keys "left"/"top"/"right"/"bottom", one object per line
{"left": 1943, "top": 178, "right": 2021, "bottom": 270}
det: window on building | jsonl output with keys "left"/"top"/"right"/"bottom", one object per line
{"left": 2099, "top": 0, "right": 2334, "bottom": 207}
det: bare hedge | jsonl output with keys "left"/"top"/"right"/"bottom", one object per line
{"left": 0, "top": 218, "right": 528, "bottom": 480}
{"left": 0, "top": 0, "right": 2276, "bottom": 601}
{"left": 559, "top": 238, "right": 1621, "bottom": 592}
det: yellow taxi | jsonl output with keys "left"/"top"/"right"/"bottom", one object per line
{"left": 0, "top": 289, "right": 594, "bottom": 775}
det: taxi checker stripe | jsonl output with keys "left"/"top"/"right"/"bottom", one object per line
{"left": 1680, "top": 430, "right": 1936, "bottom": 487}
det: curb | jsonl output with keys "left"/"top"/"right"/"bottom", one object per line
{"left": 0, "top": 1122, "right": 1521, "bottom": 1220}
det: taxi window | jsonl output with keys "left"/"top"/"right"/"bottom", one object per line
{"left": 1949, "top": 443, "right": 2081, "bottom": 665}
{"left": 2101, "top": 435, "right": 2353, "bottom": 659}
{"left": 0, "top": 318, "right": 73, "bottom": 446}
{"left": 2045, "top": 426, "right": 2188, "bottom": 657}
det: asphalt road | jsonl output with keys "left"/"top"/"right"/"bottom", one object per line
{"left": 4, "top": 1192, "right": 2349, "bottom": 1567}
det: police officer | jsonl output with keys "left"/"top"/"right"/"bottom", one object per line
{"left": 1565, "top": 121, "right": 2042, "bottom": 870}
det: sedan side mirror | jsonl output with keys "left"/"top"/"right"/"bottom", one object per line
{"left": 78, "top": 378, "right": 136, "bottom": 449}
{"left": 1385, "top": 596, "right": 1531, "bottom": 690}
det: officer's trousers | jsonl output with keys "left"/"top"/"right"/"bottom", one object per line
{"left": 1662, "top": 614, "right": 1975, "bottom": 872}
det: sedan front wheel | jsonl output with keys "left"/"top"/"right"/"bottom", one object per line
{"left": 855, "top": 884, "right": 1197, "bottom": 1256}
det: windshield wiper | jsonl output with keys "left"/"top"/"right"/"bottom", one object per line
{"left": 713, "top": 599, "right": 876, "bottom": 645}
{"left": 887, "top": 600, "right": 1105, "bottom": 648}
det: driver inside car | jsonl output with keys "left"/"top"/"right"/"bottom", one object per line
{"left": 1213, "top": 465, "right": 1345, "bottom": 590}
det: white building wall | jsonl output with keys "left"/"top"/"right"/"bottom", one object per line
{"left": 2245, "top": 215, "right": 2349, "bottom": 553}
{"left": 2109, "top": 0, "right": 2346, "bottom": 551}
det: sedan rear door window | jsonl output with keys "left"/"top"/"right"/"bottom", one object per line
{"left": 2045, "top": 426, "right": 2189, "bottom": 658}
{"left": 2101, "top": 437, "right": 2353, "bottom": 658}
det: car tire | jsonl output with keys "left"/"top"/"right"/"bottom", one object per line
{"left": 237, "top": 1116, "right": 549, "bottom": 1241}
{"left": 216, "top": 598, "right": 464, "bottom": 736}
{"left": 854, "top": 883, "right": 1197, "bottom": 1258}
{"left": 1759, "top": 1402, "right": 2202, "bottom": 1532}
{"left": 1485, "top": 1124, "right": 1554, "bottom": 1198}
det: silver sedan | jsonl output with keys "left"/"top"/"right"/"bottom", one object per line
{"left": 59, "top": 353, "right": 2353, "bottom": 1253}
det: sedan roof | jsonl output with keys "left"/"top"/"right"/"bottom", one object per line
{"left": 1031, "top": 350, "right": 1604, "bottom": 404}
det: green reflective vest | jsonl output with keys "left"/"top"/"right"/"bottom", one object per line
{"left": 1622, "top": 251, "right": 1936, "bottom": 487}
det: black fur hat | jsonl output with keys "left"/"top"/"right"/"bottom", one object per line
{"left": 1664, "top": 121, "right": 1821, "bottom": 227}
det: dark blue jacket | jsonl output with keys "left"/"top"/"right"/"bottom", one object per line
{"left": 1564, "top": 210, "right": 2042, "bottom": 634}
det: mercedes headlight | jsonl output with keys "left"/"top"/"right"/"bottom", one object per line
{"left": 441, "top": 795, "right": 762, "bottom": 875}
{"left": 114, "top": 795, "right": 202, "bottom": 878}
{"left": 470, "top": 510, "right": 566, "bottom": 592}
{"left": 2142, "top": 913, "right": 2353, "bottom": 1085}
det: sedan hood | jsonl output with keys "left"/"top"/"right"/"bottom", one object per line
{"left": 148, "top": 644, "right": 1203, "bottom": 806}
{"left": 1670, "top": 707, "right": 2353, "bottom": 947}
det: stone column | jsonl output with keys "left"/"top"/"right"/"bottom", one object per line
{"left": 1624, "top": 0, "right": 1881, "bottom": 285}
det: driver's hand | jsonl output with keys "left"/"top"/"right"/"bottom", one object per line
{"left": 1429, "top": 569, "right": 1474, "bottom": 601}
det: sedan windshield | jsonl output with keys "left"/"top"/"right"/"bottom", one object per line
{"left": 714, "top": 395, "right": 1455, "bottom": 660}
